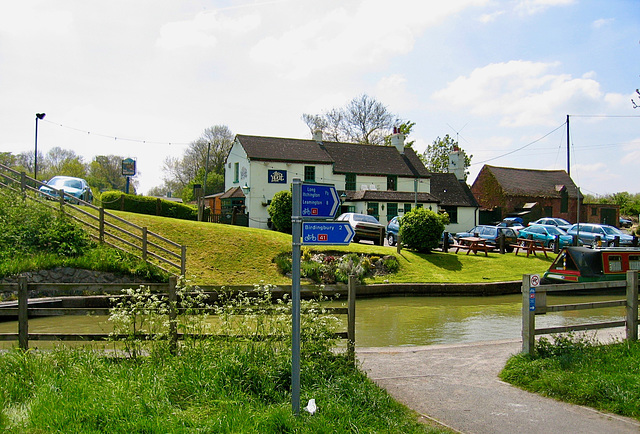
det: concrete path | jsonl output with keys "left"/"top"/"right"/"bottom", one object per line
{"left": 357, "top": 331, "right": 640, "bottom": 434}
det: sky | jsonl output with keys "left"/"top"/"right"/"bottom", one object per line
{"left": 1, "top": 0, "right": 638, "bottom": 196}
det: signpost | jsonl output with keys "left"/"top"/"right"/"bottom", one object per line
{"left": 301, "top": 183, "right": 340, "bottom": 219}
{"left": 302, "top": 222, "right": 354, "bottom": 245}
{"left": 122, "top": 158, "right": 136, "bottom": 194}
{"left": 291, "top": 180, "right": 347, "bottom": 415}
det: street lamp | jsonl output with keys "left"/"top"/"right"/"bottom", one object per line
{"left": 34, "top": 113, "right": 46, "bottom": 179}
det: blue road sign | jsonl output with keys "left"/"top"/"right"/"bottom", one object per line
{"left": 302, "top": 222, "right": 354, "bottom": 245}
{"left": 301, "top": 184, "right": 340, "bottom": 219}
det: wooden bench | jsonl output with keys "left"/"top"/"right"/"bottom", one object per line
{"left": 512, "top": 238, "right": 552, "bottom": 258}
{"left": 454, "top": 237, "right": 491, "bottom": 256}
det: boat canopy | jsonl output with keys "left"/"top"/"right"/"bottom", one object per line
{"left": 555, "top": 247, "right": 603, "bottom": 277}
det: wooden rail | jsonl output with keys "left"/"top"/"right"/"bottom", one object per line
{"left": 0, "top": 276, "right": 357, "bottom": 361}
{"left": 0, "top": 163, "right": 186, "bottom": 275}
{"left": 521, "top": 271, "right": 639, "bottom": 354}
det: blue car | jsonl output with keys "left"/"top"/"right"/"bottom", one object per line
{"left": 517, "top": 224, "right": 573, "bottom": 250}
{"left": 39, "top": 176, "right": 93, "bottom": 204}
{"left": 386, "top": 216, "right": 400, "bottom": 246}
{"left": 566, "top": 223, "right": 634, "bottom": 248}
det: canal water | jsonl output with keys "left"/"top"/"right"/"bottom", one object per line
{"left": 0, "top": 293, "right": 627, "bottom": 349}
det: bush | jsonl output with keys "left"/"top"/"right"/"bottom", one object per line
{"left": 267, "top": 190, "right": 292, "bottom": 233}
{"left": 399, "top": 207, "right": 446, "bottom": 253}
{"left": 0, "top": 191, "right": 92, "bottom": 259}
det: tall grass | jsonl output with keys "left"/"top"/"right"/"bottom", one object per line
{"left": 0, "top": 280, "right": 439, "bottom": 433}
{"left": 500, "top": 334, "right": 640, "bottom": 419}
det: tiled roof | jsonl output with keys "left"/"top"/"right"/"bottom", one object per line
{"left": 235, "top": 134, "right": 429, "bottom": 178}
{"left": 236, "top": 135, "right": 334, "bottom": 164}
{"left": 480, "top": 165, "right": 580, "bottom": 198}
{"left": 322, "top": 142, "right": 429, "bottom": 177}
{"left": 220, "top": 186, "right": 245, "bottom": 199}
{"left": 345, "top": 190, "right": 439, "bottom": 203}
{"left": 429, "top": 173, "right": 479, "bottom": 207}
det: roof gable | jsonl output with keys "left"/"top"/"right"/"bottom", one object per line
{"left": 479, "top": 165, "right": 579, "bottom": 198}
{"left": 430, "top": 173, "right": 478, "bottom": 207}
{"left": 236, "top": 134, "right": 334, "bottom": 164}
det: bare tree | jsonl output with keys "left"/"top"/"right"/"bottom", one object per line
{"left": 159, "top": 125, "right": 234, "bottom": 199}
{"left": 302, "top": 94, "right": 398, "bottom": 145}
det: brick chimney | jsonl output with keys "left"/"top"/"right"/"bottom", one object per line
{"left": 390, "top": 128, "right": 405, "bottom": 154}
{"left": 313, "top": 129, "right": 323, "bottom": 144}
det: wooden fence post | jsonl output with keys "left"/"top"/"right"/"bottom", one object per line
{"left": 396, "top": 232, "right": 401, "bottom": 254}
{"left": 181, "top": 246, "right": 187, "bottom": 276}
{"left": 168, "top": 276, "right": 178, "bottom": 355}
{"left": 99, "top": 207, "right": 105, "bottom": 243}
{"left": 521, "top": 274, "right": 535, "bottom": 355}
{"left": 18, "top": 276, "right": 28, "bottom": 350}
{"left": 626, "top": 270, "right": 638, "bottom": 341}
{"left": 347, "top": 275, "right": 357, "bottom": 364}
{"left": 142, "top": 227, "right": 148, "bottom": 261}
{"left": 20, "top": 172, "right": 27, "bottom": 196}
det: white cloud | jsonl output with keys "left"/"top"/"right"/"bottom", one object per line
{"left": 156, "top": 10, "right": 261, "bottom": 50}
{"left": 478, "top": 10, "right": 505, "bottom": 23}
{"left": 514, "top": 0, "right": 575, "bottom": 15}
{"left": 592, "top": 18, "right": 614, "bottom": 29}
{"left": 249, "top": 0, "right": 486, "bottom": 79}
{"left": 432, "top": 60, "right": 608, "bottom": 127}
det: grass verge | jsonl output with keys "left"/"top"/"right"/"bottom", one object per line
{"left": 110, "top": 211, "right": 555, "bottom": 285}
{"left": 500, "top": 334, "right": 640, "bottom": 419}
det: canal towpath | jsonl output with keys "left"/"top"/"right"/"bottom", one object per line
{"left": 357, "top": 329, "right": 640, "bottom": 434}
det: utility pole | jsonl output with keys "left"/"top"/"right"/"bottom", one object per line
{"left": 566, "top": 114, "right": 570, "bottom": 176}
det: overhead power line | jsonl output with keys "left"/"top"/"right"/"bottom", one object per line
{"left": 42, "top": 118, "right": 190, "bottom": 146}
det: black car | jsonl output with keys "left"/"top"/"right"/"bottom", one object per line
{"left": 455, "top": 225, "right": 518, "bottom": 252}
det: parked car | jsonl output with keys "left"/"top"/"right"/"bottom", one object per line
{"left": 566, "top": 223, "right": 634, "bottom": 248}
{"left": 619, "top": 217, "right": 633, "bottom": 228}
{"left": 496, "top": 217, "right": 524, "bottom": 234}
{"left": 386, "top": 216, "right": 454, "bottom": 248}
{"left": 517, "top": 224, "right": 573, "bottom": 250}
{"left": 386, "top": 216, "right": 400, "bottom": 246}
{"left": 528, "top": 217, "right": 571, "bottom": 231}
{"left": 454, "top": 225, "right": 518, "bottom": 252}
{"left": 39, "top": 176, "right": 93, "bottom": 204}
{"left": 336, "top": 212, "right": 385, "bottom": 245}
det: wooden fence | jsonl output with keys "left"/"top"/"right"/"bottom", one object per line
{"left": 0, "top": 275, "right": 357, "bottom": 360}
{"left": 521, "top": 271, "right": 639, "bottom": 354}
{"left": 0, "top": 164, "right": 186, "bottom": 275}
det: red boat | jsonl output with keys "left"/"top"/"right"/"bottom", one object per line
{"left": 543, "top": 246, "right": 640, "bottom": 284}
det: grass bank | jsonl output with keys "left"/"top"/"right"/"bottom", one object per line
{"left": 500, "top": 335, "right": 640, "bottom": 420}
{"left": 113, "top": 211, "right": 554, "bottom": 285}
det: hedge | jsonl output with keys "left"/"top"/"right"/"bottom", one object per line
{"left": 100, "top": 191, "right": 198, "bottom": 220}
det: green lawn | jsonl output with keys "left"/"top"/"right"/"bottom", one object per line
{"left": 113, "top": 211, "right": 554, "bottom": 285}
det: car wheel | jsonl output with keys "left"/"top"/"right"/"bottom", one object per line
{"left": 387, "top": 233, "right": 396, "bottom": 246}
{"left": 519, "top": 240, "right": 527, "bottom": 247}
{"left": 353, "top": 236, "right": 360, "bottom": 243}
{"left": 548, "top": 241, "right": 556, "bottom": 251}
{"left": 608, "top": 240, "right": 615, "bottom": 247}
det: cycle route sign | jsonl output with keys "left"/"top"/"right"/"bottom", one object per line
{"left": 302, "top": 221, "right": 354, "bottom": 245}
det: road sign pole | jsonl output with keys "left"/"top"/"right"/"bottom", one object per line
{"left": 291, "top": 178, "right": 302, "bottom": 416}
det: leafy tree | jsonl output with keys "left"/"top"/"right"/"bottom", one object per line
{"left": 302, "top": 94, "right": 400, "bottom": 145}
{"left": 41, "top": 147, "right": 87, "bottom": 180}
{"left": 399, "top": 207, "right": 446, "bottom": 253}
{"left": 268, "top": 190, "right": 292, "bottom": 233}
{"left": 421, "top": 134, "right": 472, "bottom": 179}
{"left": 87, "top": 155, "right": 136, "bottom": 194}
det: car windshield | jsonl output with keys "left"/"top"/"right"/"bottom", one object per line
{"left": 354, "top": 214, "right": 379, "bottom": 224}
{"left": 602, "top": 226, "right": 623, "bottom": 235}
{"left": 49, "top": 178, "right": 82, "bottom": 189}
{"left": 546, "top": 226, "right": 565, "bottom": 235}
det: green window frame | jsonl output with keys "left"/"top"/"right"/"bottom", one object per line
{"left": 387, "top": 175, "right": 397, "bottom": 191}
{"left": 387, "top": 202, "right": 398, "bottom": 222}
{"left": 304, "top": 166, "right": 315, "bottom": 182}
{"left": 345, "top": 173, "right": 356, "bottom": 191}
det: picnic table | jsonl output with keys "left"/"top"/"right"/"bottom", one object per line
{"left": 512, "top": 238, "right": 550, "bottom": 258}
{"left": 454, "top": 237, "right": 491, "bottom": 256}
